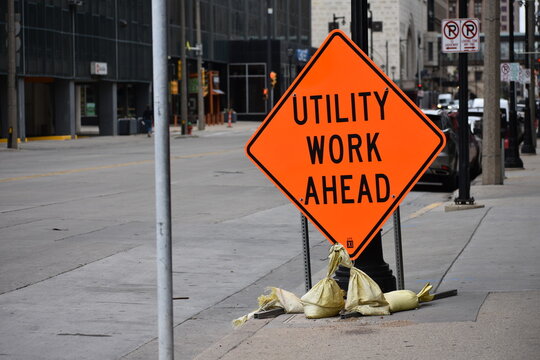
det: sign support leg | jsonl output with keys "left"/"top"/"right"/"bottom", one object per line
{"left": 300, "top": 214, "right": 312, "bottom": 292}
{"left": 393, "top": 206, "right": 405, "bottom": 290}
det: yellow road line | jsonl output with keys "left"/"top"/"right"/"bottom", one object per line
{"left": 0, "top": 148, "right": 240, "bottom": 183}
{"left": 407, "top": 202, "right": 444, "bottom": 219}
{"left": 0, "top": 135, "right": 76, "bottom": 143}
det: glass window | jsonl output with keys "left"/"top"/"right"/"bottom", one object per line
{"left": 248, "top": 77, "right": 266, "bottom": 113}
{"left": 232, "top": 11, "right": 244, "bottom": 37}
{"left": 228, "top": 63, "right": 267, "bottom": 114}
{"left": 229, "top": 77, "right": 247, "bottom": 113}
{"left": 248, "top": 64, "right": 265, "bottom": 75}
{"left": 229, "top": 64, "right": 246, "bottom": 76}
{"left": 214, "top": 5, "right": 229, "bottom": 35}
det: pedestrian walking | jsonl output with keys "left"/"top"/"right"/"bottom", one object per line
{"left": 143, "top": 105, "right": 153, "bottom": 137}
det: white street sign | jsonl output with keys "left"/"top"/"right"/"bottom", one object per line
{"left": 442, "top": 18, "right": 480, "bottom": 53}
{"left": 501, "top": 63, "right": 520, "bottom": 82}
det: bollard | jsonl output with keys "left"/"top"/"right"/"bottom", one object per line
{"left": 7, "top": 127, "right": 13, "bottom": 148}
{"left": 227, "top": 109, "right": 232, "bottom": 128}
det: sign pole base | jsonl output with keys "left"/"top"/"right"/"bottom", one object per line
{"left": 335, "top": 231, "right": 396, "bottom": 293}
{"left": 355, "top": 231, "right": 396, "bottom": 293}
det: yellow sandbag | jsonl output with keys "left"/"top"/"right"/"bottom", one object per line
{"left": 344, "top": 267, "right": 390, "bottom": 316}
{"left": 384, "top": 283, "right": 434, "bottom": 313}
{"left": 232, "top": 287, "right": 303, "bottom": 327}
{"left": 301, "top": 244, "right": 347, "bottom": 319}
{"left": 272, "top": 287, "right": 304, "bottom": 313}
{"left": 302, "top": 277, "right": 345, "bottom": 318}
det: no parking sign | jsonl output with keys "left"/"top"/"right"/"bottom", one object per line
{"left": 442, "top": 18, "right": 480, "bottom": 53}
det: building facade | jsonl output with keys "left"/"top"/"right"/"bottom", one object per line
{"left": 0, "top": 0, "right": 311, "bottom": 139}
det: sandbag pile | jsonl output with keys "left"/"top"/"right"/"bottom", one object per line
{"left": 233, "top": 244, "right": 434, "bottom": 327}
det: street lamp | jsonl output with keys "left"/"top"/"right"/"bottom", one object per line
{"left": 328, "top": 14, "right": 346, "bottom": 32}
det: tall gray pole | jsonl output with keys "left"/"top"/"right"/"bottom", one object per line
{"left": 482, "top": 0, "right": 503, "bottom": 184}
{"left": 151, "top": 0, "right": 174, "bottom": 359}
{"left": 7, "top": 0, "right": 19, "bottom": 149}
{"left": 180, "top": 0, "right": 188, "bottom": 134}
{"left": 196, "top": 0, "right": 205, "bottom": 130}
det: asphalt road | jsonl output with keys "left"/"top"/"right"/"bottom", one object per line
{"left": 0, "top": 123, "right": 455, "bottom": 359}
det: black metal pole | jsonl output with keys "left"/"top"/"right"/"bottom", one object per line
{"left": 505, "top": 0, "right": 524, "bottom": 168}
{"left": 301, "top": 214, "right": 312, "bottom": 292}
{"left": 336, "top": 0, "right": 396, "bottom": 292}
{"left": 521, "top": 0, "right": 536, "bottom": 154}
{"left": 266, "top": 0, "right": 272, "bottom": 113}
{"left": 455, "top": 0, "right": 473, "bottom": 204}
{"left": 393, "top": 207, "right": 404, "bottom": 290}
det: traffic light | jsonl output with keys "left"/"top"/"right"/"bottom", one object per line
{"left": 269, "top": 71, "right": 277, "bottom": 87}
{"left": 201, "top": 68, "right": 208, "bottom": 96}
{"left": 263, "top": 88, "right": 268, "bottom": 100}
{"left": 170, "top": 80, "right": 178, "bottom": 95}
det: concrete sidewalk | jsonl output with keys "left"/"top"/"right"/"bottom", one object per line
{"left": 195, "top": 149, "right": 540, "bottom": 360}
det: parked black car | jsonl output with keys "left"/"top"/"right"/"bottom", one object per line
{"left": 419, "top": 109, "right": 481, "bottom": 190}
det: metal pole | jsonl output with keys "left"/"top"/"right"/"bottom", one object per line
{"left": 392, "top": 207, "right": 404, "bottom": 290}
{"left": 180, "top": 0, "right": 188, "bottom": 135}
{"left": 505, "top": 0, "right": 524, "bottom": 168}
{"left": 300, "top": 214, "right": 312, "bottom": 292}
{"left": 385, "top": 40, "right": 389, "bottom": 76}
{"left": 196, "top": 0, "right": 205, "bottom": 131}
{"left": 455, "top": 0, "right": 473, "bottom": 204}
{"left": 266, "top": 0, "right": 272, "bottom": 112}
{"left": 369, "top": 9, "right": 373, "bottom": 59}
{"left": 7, "top": 0, "right": 18, "bottom": 149}
{"left": 152, "top": 0, "right": 174, "bottom": 358}
{"left": 522, "top": 0, "right": 536, "bottom": 154}
{"left": 345, "top": 0, "right": 396, "bottom": 293}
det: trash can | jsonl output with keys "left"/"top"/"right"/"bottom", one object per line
{"left": 118, "top": 117, "right": 138, "bottom": 135}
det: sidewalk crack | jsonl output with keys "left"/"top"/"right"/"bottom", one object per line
{"left": 434, "top": 206, "right": 492, "bottom": 292}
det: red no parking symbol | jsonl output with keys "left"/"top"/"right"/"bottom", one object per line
{"left": 461, "top": 20, "right": 478, "bottom": 39}
{"left": 443, "top": 21, "right": 460, "bottom": 39}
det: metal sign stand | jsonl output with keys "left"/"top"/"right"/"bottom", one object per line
{"left": 300, "top": 214, "right": 312, "bottom": 292}
{"left": 392, "top": 206, "right": 405, "bottom": 290}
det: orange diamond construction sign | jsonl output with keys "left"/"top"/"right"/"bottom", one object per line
{"left": 246, "top": 30, "right": 446, "bottom": 260}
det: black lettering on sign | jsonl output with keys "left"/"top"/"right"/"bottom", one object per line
{"left": 306, "top": 133, "right": 381, "bottom": 164}
{"left": 292, "top": 90, "right": 389, "bottom": 125}
{"left": 303, "top": 173, "right": 391, "bottom": 205}
{"left": 357, "top": 92, "right": 371, "bottom": 121}
{"left": 293, "top": 95, "right": 308, "bottom": 125}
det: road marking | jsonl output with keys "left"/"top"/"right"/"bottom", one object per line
{"left": 0, "top": 148, "right": 240, "bottom": 183}
{"left": 407, "top": 202, "right": 444, "bottom": 219}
